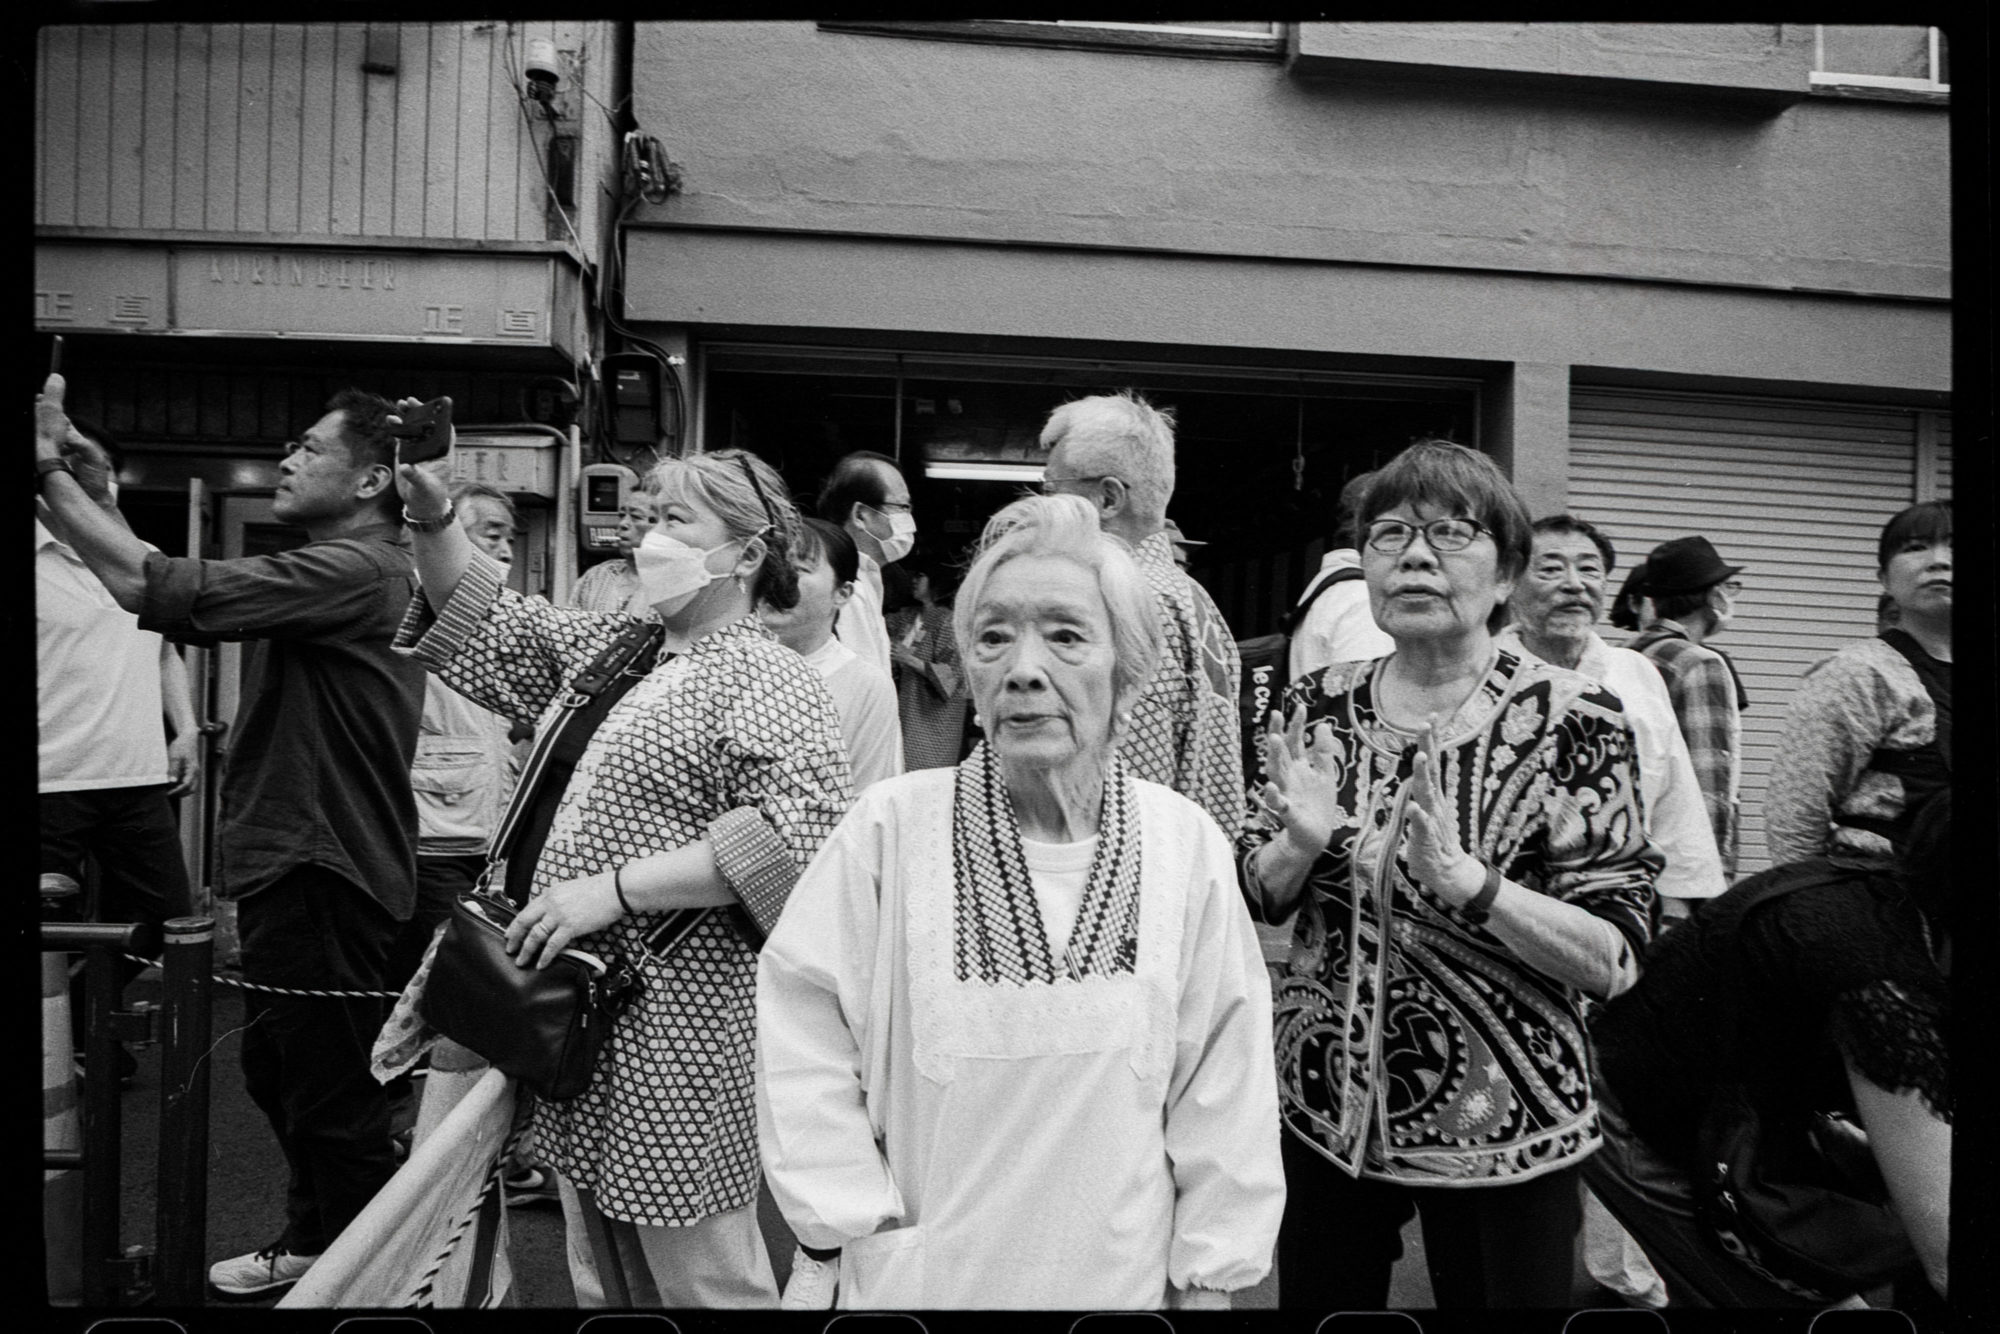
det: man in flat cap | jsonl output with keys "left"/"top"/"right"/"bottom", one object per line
{"left": 1623, "top": 536, "right": 1749, "bottom": 876}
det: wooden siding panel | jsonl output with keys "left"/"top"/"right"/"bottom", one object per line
{"left": 172, "top": 26, "right": 209, "bottom": 230}
{"left": 484, "top": 25, "right": 526, "bottom": 240}
{"left": 388, "top": 24, "right": 428, "bottom": 236}
{"left": 358, "top": 24, "right": 394, "bottom": 235}
{"left": 267, "top": 25, "right": 307, "bottom": 233}
{"left": 423, "top": 24, "right": 463, "bottom": 236}
{"left": 74, "top": 27, "right": 117, "bottom": 227}
{"left": 1568, "top": 389, "right": 1938, "bottom": 878}
{"left": 454, "top": 27, "right": 494, "bottom": 238}
{"left": 107, "top": 26, "right": 148, "bottom": 229}
{"left": 235, "top": 25, "right": 274, "bottom": 234}
{"left": 139, "top": 27, "right": 178, "bottom": 229}
{"left": 203, "top": 25, "right": 242, "bottom": 230}
{"left": 296, "top": 26, "right": 337, "bottom": 233}
{"left": 37, "top": 28, "right": 77, "bottom": 225}
{"left": 330, "top": 24, "right": 369, "bottom": 234}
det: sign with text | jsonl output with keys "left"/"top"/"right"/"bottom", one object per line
{"left": 36, "top": 244, "right": 570, "bottom": 355}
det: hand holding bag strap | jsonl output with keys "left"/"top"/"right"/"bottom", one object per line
{"left": 485, "top": 620, "right": 668, "bottom": 906}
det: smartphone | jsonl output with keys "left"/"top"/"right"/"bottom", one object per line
{"left": 49, "top": 335, "right": 63, "bottom": 378}
{"left": 391, "top": 395, "right": 454, "bottom": 463}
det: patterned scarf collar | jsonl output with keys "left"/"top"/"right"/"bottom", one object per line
{"left": 950, "top": 741, "right": 1143, "bottom": 985}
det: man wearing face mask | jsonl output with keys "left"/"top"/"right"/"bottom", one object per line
{"left": 816, "top": 451, "right": 916, "bottom": 678}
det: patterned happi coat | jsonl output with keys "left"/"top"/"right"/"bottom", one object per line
{"left": 1239, "top": 649, "right": 1660, "bottom": 1185}
{"left": 398, "top": 556, "right": 852, "bottom": 1225}
{"left": 1124, "top": 532, "right": 1246, "bottom": 841}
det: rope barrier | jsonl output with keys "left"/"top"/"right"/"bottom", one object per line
{"left": 406, "top": 1115, "right": 529, "bottom": 1308}
{"left": 119, "top": 952, "right": 402, "bottom": 1001}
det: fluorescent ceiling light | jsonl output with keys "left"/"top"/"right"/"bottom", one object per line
{"left": 924, "top": 462, "right": 1046, "bottom": 482}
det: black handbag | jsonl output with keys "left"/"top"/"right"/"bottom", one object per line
{"left": 1690, "top": 864, "right": 1923, "bottom": 1301}
{"left": 418, "top": 619, "right": 717, "bottom": 1099}
{"left": 422, "top": 889, "right": 638, "bottom": 1101}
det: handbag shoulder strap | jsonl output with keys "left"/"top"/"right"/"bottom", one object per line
{"left": 487, "top": 620, "right": 667, "bottom": 904}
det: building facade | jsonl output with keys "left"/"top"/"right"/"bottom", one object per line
{"left": 35, "top": 19, "right": 636, "bottom": 894}
{"left": 38, "top": 21, "right": 1954, "bottom": 878}
{"left": 615, "top": 20, "right": 1952, "bottom": 874}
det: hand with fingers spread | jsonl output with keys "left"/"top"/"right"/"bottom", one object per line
{"left": 1256, "top": 703, "right": 1347, "bottom": 862}
{"left": 505, "top": 871, "right": 624, "bottom": 970}
{"left": 1401, "top": 714, "right": 1487, "bottom": 908}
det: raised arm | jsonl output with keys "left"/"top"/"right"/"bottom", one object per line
{"left": 34, "top": 375, "right": 148, "bottom": 609}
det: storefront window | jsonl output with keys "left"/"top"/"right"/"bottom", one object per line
{"left": 701, "top": 347, "right": 1476, "bottom": 637}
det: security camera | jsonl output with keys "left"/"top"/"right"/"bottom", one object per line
{"left": 524, "top": 38, "right": 562, "bottom": 103}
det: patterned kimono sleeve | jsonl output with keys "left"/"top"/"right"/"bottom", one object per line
{"left": 395, "top": 551, "right": 629, "bottom": 724}
{"left": 707, "top": 659, "right": 858, "bottom": 937}
{"left": 1233, "top": 674, "right": 1337, "bottom": 925}
{"left": 1539, "top": 699, "right": 1663, "bottom": 963}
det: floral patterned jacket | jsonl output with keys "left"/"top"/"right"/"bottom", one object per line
{"left": 1238, "top": 650, "right": 1660, "bottom": 1184}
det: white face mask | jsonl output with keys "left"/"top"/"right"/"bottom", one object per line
{"left": 633, "top": 529, "right": 739, "bottom": 617}
{"left": 859, "top": 503, "right": 917, "bottom": 564}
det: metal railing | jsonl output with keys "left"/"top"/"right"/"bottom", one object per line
{"left": 42, "top": 886, "right": 214, "bottom": 1308}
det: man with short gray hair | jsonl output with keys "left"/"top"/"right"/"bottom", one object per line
{"left": 1040, "top": 392, "right": 1244, "bottom": 837}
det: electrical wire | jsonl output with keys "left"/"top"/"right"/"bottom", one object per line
{"left": 501, "top": 24, "right": 590, "bottom": 264}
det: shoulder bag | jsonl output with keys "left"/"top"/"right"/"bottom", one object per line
{"left": 420, "top": 619, "right": 712, "bottom": 1100}
{"left": 1691, "top": 861, "right": 1922, "bottom": 1302}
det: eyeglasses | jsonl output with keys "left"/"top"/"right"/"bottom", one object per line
{"left": 1040, "top": 473, "right": 1109, "bottom": 496}
{"left": 1364, "top": 517, "right": 1491, "bottom": 554}
{"left": 1720, "top": 579, "right": 1744, "bottom": 596}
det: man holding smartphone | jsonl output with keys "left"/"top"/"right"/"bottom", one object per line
{"left": 35, "top": 375, "right": 429, "bottom": 1300}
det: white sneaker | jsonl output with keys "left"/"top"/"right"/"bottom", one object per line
{"left": 208, "top": 1244, "right": 320, "bottom": 1298}
{"left": 780, "top": 1248, "right": 840, "bottom": 1310}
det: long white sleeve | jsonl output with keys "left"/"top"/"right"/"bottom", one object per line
{"left": 1164, "top": 820, "right": 1286, "bottom": 1293}
{"left": 756, "top": 802, "right": 906, "bottom": 1249}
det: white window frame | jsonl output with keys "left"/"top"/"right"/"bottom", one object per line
{"left": 1810, "top": 24, "right": 1948, "bottom": 96}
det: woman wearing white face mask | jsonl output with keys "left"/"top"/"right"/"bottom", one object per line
{"left": 818, "top": 451, "right": 916, "bottom": 678}
{"left": 389, "top": 440, "right": 854, "bottom": 1308}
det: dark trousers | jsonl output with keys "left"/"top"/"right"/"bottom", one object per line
{"left": 384, "top": 853, "right": 485, "bottom": 993}
{"left": 237, "top": 865, "right": 402, "bottom": 1255}
{"left": 42, "top": 786, "right": 194, "bottom": 1043}
{"left": 1279, "top": 1129, "right": 1584, "bottom": 1309}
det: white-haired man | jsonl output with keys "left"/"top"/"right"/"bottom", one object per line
{"left": 1040, "top": 392, "right": 1244, "bottom": 838}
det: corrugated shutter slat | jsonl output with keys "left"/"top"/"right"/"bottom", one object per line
{"left": 1569, "top": 389, "right": 1947, "bottom": 877}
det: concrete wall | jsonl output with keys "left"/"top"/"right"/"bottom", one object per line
{"left": 629, "top": 22, "right": 1948, "bottom": 302}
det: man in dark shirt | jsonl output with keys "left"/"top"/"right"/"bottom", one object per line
{"left": 36, "top": 374, "right": 428, "bottom": 1299}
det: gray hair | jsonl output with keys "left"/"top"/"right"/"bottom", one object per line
{"left": 449, "top": 479, "right": 518, "bottom": 526}
{"left": 647, "top": 448, "right": 804, "bottom": 611}
{"left": 1038, "top": 391, "right": 1177, "bottom": 526}
{"left": 954, "top": 493, "right": 1162, "bottom": 729}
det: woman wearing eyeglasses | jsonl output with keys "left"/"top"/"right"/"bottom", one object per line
{"left": 1239, "top": 439, "right": 1661, "bottom": 1309}
{"left": 388, "top": 441, "right": 854, "bottom": 1307}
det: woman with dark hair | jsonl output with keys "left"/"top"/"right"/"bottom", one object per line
{"left": 388, "top": 442, "right": 853, "bottom": 1306}
{"left": 1584, "top": 788, "right": 1951, "bottom": 1307}
{"left": 1239, "top": 438, "right": 1661, "bottom": 1309}
{"left": 761, "top": 516, "right": 904, "bottom": 791}
{"left": 1765, "top": 501, "right": 1951, "bottom": 867}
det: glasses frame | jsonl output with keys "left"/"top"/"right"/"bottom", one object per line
{"left": 1363, "top": 516, "right": 1493, "bottom": 555}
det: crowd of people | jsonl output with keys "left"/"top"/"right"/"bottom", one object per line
{"left": 36, "top": 369, "right": 1950, "bottom": 1313}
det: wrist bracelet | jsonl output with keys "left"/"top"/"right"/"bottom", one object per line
{"left": 403, "top": 501, "right": 457, "bottom": 533}
{"left": 613, "top": 865, "right": 636, "bottom": 916}
{"left": 1460, "top": 862, "right": 1503, "bottom": 926}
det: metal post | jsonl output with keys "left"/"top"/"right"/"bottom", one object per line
{"left": 79, "top": 937, "right": 124, "bottom": 1306}
{"left": 155, "top": 916, "right": 214, "bottom": 1308}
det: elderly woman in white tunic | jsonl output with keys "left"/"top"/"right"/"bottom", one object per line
{"left": 756, "top": 493, "right": 1285, "bottom": 1311}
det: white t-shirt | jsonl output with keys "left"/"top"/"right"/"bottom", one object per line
{"left": 835, "top": 553, "right": 894, "bottom": 678}
{"left": 38, "top": 520, "right": 170, "bottom": 791}
{"left": 1019, "top": 833, "right": 1097, "bottom": 960}
{"left": 801, "top": 635, "right": 905, "bottom": 792}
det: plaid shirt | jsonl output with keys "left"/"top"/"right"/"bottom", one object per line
{"left": 1626, "top": 619, "right": 1741, "bottom": 876}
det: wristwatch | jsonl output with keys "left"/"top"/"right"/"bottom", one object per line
{"left": 403, "top": 501, "right": 457, "bottom": 533}
{"left": 1459, "top": 863, "right": 1504, "bottom": 926}
{"left": 36, "top": 456, "right": 76, "bottom": 488}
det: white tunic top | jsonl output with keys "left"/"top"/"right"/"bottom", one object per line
{"left": 800, "top": 635, "right": 905, "bottom": 793}
{"left": 756, "top": 769, "right": 1285, "bottom": 1309}
{"left": 1498, "top": 625, "right": 1726, "bottom": 902}
{"left": 834, "top": 553, "right": 894, "bottom": 677}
